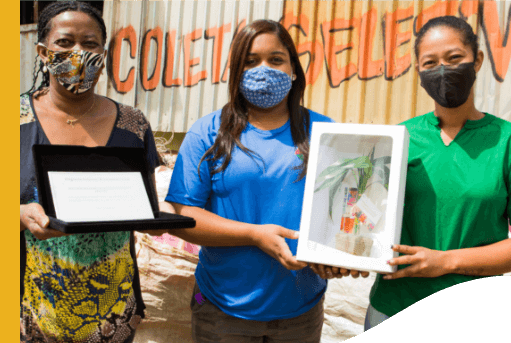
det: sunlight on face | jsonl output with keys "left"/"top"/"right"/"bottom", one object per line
{"left": 244, "top": 33, "right": 294, "bottom": 77}
{"left": 46, "top": 11, "right": 104, "bottom": 53}
{"left": 417, "top": 26, "right": 474, "bottom": 72}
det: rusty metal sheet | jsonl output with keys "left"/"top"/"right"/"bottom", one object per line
{"left": 100, "top": 0, "right": 285, "bottom": 132}
{"left": 284, "top": 0, "right": 510, "bottom": 124}
{"left": 20, "top": 24, "right": 39, "bottom": 95}
{"left": 474, "top": 0, "right": 511, "bottom": 122}
{"left": 19, "top": 1, "right": 511, "bottom": 131}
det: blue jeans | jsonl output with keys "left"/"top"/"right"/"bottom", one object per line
{"left": 364, "top": 304, "right": 390, "bottom": 331}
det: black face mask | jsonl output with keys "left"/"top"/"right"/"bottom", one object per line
{"left": 419, "top": 62, "right": 476, "bottom": 108}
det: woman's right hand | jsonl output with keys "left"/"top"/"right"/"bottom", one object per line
{"left": 251, "top": 225, "right": 307, "bottom": 271}
{"left": 309, "top": 263, "right": 370, "bottom": 280}
{"left": 20, "top": 203, "right": 66, "bottom": 240}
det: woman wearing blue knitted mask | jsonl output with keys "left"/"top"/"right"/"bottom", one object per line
{"left": 163, "top": 20, "right": 366, "bottom": 342}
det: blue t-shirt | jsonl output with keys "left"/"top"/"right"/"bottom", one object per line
{"left": 167, "top": 107, "right": 333, "bottom": 321}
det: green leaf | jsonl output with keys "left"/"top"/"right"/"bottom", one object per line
{"left": 375, "top": 168, "right": 385, "bottom": 182}
{"left": 359, "top": 164, "right": 373, "bottom": 194}
{"left": 369, "top": 146, "right": 375, "bottom": 163}
{"left": 373, "top": 156, "right": 391, "bottom": 165}
{"left": 383, "top": 165, "right": 390, "bottom": 190}
{"left": 315, "top": 158, "right": 353, "bottom": 185}
{"left": 351, "top": 155, "right": 371, "bottom": 168}
{"left": 328, "top": 174, "right": 348, "bottom": 219}
{"left": 315, "top": 167, "right": 350, "bottom": 192}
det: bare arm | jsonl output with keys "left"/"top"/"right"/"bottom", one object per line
{"left": 384, "top": 239, "right": 511, "bottom": 280}
{"left": 446, "top": 238, "right": 511, "bottom": 276}
{"left": 141, "top": 200, "right": 254, "bottom": 243}
{"left": 166, "top": 202, "right": 258, "bottom": 246}
{"left": 163, "top": 201, "right": 307, "bottom": 270}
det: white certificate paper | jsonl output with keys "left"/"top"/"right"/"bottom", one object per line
{"left": 48, "top": 171, "right": 155, "bottom": 222}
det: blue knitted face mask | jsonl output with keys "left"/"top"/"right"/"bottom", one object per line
{"left": 239, "top": 66, "right": 293, "bottom": 109}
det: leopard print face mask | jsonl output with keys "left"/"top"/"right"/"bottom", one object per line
{"left": 39, "top": 43, "right": 105, "bottom": 94}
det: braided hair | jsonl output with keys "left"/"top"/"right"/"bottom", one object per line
{"left": 22, "top": 1, "right": 107, "bottom": 98}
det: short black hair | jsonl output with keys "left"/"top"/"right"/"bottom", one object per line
{"left": 414, "top": 16, "right": 478, "bottom": 60}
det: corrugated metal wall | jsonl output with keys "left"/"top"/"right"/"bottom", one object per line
{"left": 99, "top": 0, "right": 285, "bottom": 132}
{"left": 284, "top": 0, "right": 477, "bottom": 125}
{"left": 473, "top": 0, "right": 511, "bottom": 122}
{"left": 284, "top": 0, "right": 511, "bottom": 124}
{"left": 20, "top": 0, "right": 511, "bottom": 131}
{"left": 20, "top": 24, "right": 39, "bottom": 95}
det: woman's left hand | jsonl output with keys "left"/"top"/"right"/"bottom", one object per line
{"left": 383, "top": 245, "right": 449, "bottom": 280}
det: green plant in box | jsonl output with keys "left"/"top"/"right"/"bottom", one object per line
{"left": 314, "top": 146, "right": 391, "bottom": 220}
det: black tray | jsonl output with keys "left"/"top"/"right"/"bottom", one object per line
{"left": 32, "top": 144, "right": 196, "bottom": 234}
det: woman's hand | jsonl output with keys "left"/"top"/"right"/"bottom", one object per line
{"left": 20, "top": 203, "right": 66, "bottom": 240}
{"left": 383, "top": 245, "right": 448, "bottom": 280}
{"left": 309, "top": 263, "right": 370, "bottom": 279}
{"left": 137, "top": 201, "right": 178, "bottom": 236}
{"left": 251, "top": 225, "right": 307, "bottom": 271}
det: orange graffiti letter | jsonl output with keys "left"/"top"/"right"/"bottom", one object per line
{"left": 205, "top": 23, "right": 232, "bottom": 84}
{"left": 358, "top": 8, "right": 384, "bottom": 80}
{"left": 107, "top": 25, "right": 137, "bottom": 94}
{"left": 414, "top": 1, "right": 460, "bottom": 35}
{"left": 321, "top": 17, "right": 359, "bottom": 87}
{"left": 163, "top": 30, "right": 182, "bottom": 87}
{"left": 480, "top": 1, "right": 511, "bottom": 82}
{"left": 221, "top": 20, "right": 247, "bottom": 83}
{"left": 383, "top": 5, "right": 414, "bottom": 80}
{"left": 281, "top": 11, "right": 322, "bottom": 85}
{"left": 183, "top": 29, "right": 208, "bottom": 87}
{"left": 140, "top": 27, "right": 163, "bottom": 91}
{"left": 281, "top": 11, "right": 310, "bottom": 36}
{"left": 297, "top": 41, "right": 324, "bottom": 86}
{"left": 459, "top": 0, "right": 478, "bottom": 20}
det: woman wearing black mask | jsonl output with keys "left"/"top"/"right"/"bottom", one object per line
{"left": 308, "top": 15, "right": 511, "bottom": 330}
{"left": 364, "top": 16, "right": 511, "bottom": 329}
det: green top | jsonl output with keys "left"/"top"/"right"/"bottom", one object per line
{"left": 370, "top": 112, "right": 511, "bottom": 317}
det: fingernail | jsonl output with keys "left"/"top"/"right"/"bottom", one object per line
{"left": 390, "top": 245, "right": 394, "bottom": 249}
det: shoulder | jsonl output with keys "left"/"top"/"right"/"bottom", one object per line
{"left": 20, "top": 94, "right": 35, "bottom": 125}
{"left": 306, "top": 108, "right": 335, "bottom": 123}
{"left": 485, "top": 115, "right": 511, "bottom": 149}
{"left": 114, "top": 100, "right": 151, "bottom": 141}
{"left": 116, "top": 100, "right": 149, "bottom": 125}
{"left": 186, "top": 108, "right": 222, "bottom": 142}
{"left": 398, "top": 112, "right": 430, "bottom": 128}
{"left": 397, "top": 113, "right": 432, "bottom": 138}
{"left": 488, "top": 114, "right": 511, "bottom": 132}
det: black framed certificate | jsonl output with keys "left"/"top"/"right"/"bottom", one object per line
{"left": 33, "top": 145, "right": 195, "bottom": 234}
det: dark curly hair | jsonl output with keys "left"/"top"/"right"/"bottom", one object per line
{"left": 21, "top": 1, "right": 107, "bottom": 97}
{"left": 414, "top": 16, "right": 479, "bottom": 60}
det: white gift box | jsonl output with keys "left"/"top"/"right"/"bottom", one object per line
{"left": 297, "top": 123, "right": 409, "bottom": 273}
